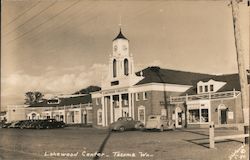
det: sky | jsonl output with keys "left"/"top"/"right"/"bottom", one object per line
{"left": 1, "top": 0, "right": 249, "bottom": 109}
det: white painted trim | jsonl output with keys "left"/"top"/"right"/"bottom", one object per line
{"left": 110, "top": 95, "right": 113, "bottom": 123}
{"left": 97, "top": 109, "right": 103, "bottom": 125}
{"left": 129, "top": 83, "right": 192, "bottom": 93}
{"left": 128, "top": 93, "right": 132, "bottom": 117}
{"left": 132, "top": 93, "right": 135, "bottom": 119}
{"left": 119, "top": 94, "right": 122, "bottom": 118}
{"left": 138, "top": 106, "right": 145, "bottom": 124}
{"left": 101, "top": 97, "right": 105, "bottom": 126}
{"left": 175, "top": 107, "right": 182, "bottom": 128}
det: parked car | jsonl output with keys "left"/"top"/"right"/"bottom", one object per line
{"left": 8, "top": 121, "right": 21, "bottom": 128}
{"left": 12, "top": 120, "right": 26, "bottom": 128}
{"left": 145, "top": 115, "right": 175, "bottom": 131}
{"left": 109, "top": 117, "right": 144, "bottom": 132}
{"left": 2, "top": 122, "right": 11, "bottom": 128}
{"left": 36, "top": 119, "right": 65, "bottom": 129}
{"left": 19, "top": 120, "right": 33, "bottom": 129}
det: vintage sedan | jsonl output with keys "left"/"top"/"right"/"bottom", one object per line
{"left": 109, "top": 117, "right": 144, "bottom": 132}
{"left": 145, "top": 115, "right": 175, "bottom": 131}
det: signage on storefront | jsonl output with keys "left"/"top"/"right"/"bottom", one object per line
{"left": 228, "top": 111, "right": 234, "bottom": 119}
{"left": 103, "top": 89, "right": 128, "bottom": 95}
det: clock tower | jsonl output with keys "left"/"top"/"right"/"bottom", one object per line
{"left": 109, "top": 29, "right": 134, "bottom": 79}
{"left": 102, "top": 28, "right": 140, "bottom": 90}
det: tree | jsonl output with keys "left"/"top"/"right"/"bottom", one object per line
{"left": 24, "top": 91, "right": 44, "bottom": 105}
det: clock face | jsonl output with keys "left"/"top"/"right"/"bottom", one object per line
{"left": 123, "top": 45, "right": 127, "bottom": 51}
{"left": 114, "top": 45, "right": 117, "bottom": 52}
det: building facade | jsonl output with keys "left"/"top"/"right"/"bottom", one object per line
{"left": 91, "top": 29, "right": 248, "bottom": 128}
{"left": 26, "top": 94, "right": 93, "bottom": 125}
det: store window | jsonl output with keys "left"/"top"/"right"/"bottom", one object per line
{"left": 188, "top": 109, "right": 200, "bottom": 123}
{"left": 97, "top": 109, "right": 102, "bottom": 125}
{"left": 188, "top": 102, "right": 210, "bottom": 124}
{"left": 201, "top": 109, "right": 209, "bottom": 122}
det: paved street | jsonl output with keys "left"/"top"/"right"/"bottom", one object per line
{"left": 0, "top": 127, "right": 248, "bottom": 160}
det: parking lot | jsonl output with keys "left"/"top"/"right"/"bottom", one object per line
{"left": 0, "top": 127, "right": 248, "bottom": 160}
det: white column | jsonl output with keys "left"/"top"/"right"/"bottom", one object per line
{"left": 110, "top": 95, "right": 113, "bottom": 123}
{"left": 79, "top": 109, "right": 82, "bottom": 124}
{"left": 119, "top": 94, "right": 122, "bottom": 117}
{"left": 101, "top": 96, "right": 105, "bottom": 126}
{"left": 105, "top": 97, "right": 108, "bottom": 126}
{"left": 128, "top": 93, "right": 132, "bottom": 117}
{"left": 131, "top": 93, "right": 135, "bottom": 119}
{"left": 63, "top": 111, "right": 66, "bottom": 123}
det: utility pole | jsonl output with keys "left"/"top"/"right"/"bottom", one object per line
{"left": 231, "top": 0, "right": 249, "bottom": 143}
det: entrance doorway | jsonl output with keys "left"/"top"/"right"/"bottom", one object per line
{"left": 175, "top": 107, "right": 183, "bottom": 128}
{"left": 220, "top": 109, "right": 227, "bottom": 124}
{"left": 114, "top": 108, "right": 120, "bottom": 122}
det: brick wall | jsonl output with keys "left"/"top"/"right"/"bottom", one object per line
{"left": 210, "top": 95, "right": 243, "bottom": 124}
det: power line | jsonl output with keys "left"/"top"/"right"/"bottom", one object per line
{"left": 3, "top": 1, "right": 57, "bottom": 37}
{"left": 6, "top": 1, "right": 41, "bottom": 26}
{"left": 25, "top": 2, "right": 95, "bottom": 43}
{"left": 5, "top": 0, "right": 80, "bottom": 45}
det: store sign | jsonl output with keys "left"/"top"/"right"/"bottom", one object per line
{"left": 228, "top": 111, "right": 234, "bottom": 119}
{"left": 103, "top": 89, "right": 128, "bottom": 95}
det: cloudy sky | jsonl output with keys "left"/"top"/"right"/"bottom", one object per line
{"left": 1, "top": 0, "right": 249, "bottom": 108}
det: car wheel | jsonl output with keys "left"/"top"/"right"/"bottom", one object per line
{"left": 138, "top": 125, "right": 144, "bottom": 131}
{"left": 119, "top": 126, "right": 125, "bottom": 132}
{"left": 46, "top": 126, "right": 50, "bottom": 129}
{"left": 160, "top": 126, "right": 164, "bottom": 132}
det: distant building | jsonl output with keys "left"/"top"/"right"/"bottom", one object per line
{"left": 91, "top": 29, "right": 249, "bottom": 128}
{"left": 5, "top": 105, "right": 28, "bottom": 122}
{"left": 26, "top": 94, "right": 93, "bottom": 124}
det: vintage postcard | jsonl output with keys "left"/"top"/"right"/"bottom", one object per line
{"left": 1, "top": 0, "right": 249, "bottom": 160}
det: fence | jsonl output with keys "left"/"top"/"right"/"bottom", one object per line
{"left": 209, "top": 121, "right": 249, "bottom": 149}
{"left": 170, "top": 90, "right": 241, "bottom": 104}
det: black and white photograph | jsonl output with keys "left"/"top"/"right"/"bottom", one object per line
{"left": 1, "top": 0, "right": 250, "bottom": 159}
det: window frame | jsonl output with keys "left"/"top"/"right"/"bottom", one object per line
{"left": 143, "top": 92, "right": 148, "bottom": 100}
{"left": 199, "top": 86, "right": 203, "bottom": 93}
{"left": 187, "top": 103, "right": 210, "bottom": 124}
{"left": 135, "top": 93, "right": 140, "bottom": 101}
{"left": 210, "top": 84, "right": 214, "bottom": 92}
{"left": 204, "top": 85, "right": 208, "bottom": 92}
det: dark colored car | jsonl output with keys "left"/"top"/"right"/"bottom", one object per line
{"left": 19, "top": 120, "right": 33, "bottom": 129}
{"left": 36, "top": 119, "right": 65, "bottom": 129}
{"left": 2, "top": 123, "right": 11, "bottom": 128}
{"left": 109, "top": 117, "right": 144, "bottom": 132}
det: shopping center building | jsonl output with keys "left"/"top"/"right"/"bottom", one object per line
{"left": 91, "top": 29, "right": 249, "bottom": 128}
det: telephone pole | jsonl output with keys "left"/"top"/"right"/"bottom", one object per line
{"left": 231, "top": 0, "right": 249, "bottom": 143}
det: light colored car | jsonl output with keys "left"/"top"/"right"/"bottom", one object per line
{"left": 145, "top": 115, "right": 175, "bottom": 131}
{"left": 109, "top": 117, "right": 144, "bottom": 132}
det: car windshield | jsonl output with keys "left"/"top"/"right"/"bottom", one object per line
{"left": 117, "top": 117, "right": 125, "bottom": 121}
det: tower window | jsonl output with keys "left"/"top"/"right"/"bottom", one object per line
{"left": 124, "top": 59, "right": 129, "bottom": 76}
{"left": 113, "top": 59, "right": 117, "bottom": 78}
